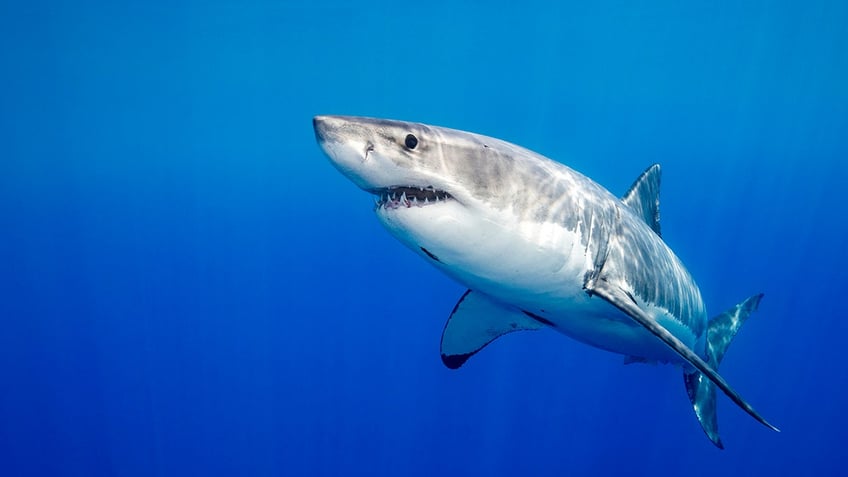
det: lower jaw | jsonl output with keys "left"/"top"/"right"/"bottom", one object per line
{"left": 375, "top": 196, "right": 452, "bottom": 210}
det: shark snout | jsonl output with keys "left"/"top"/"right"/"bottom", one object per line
{"left": 313, "top": 115, "right": 349, "bottom": 165}
{"left": 313, "top": 115, "right": 376, "bottom": 190}
{"left": 313, "top": 115, "right": 332, "bottom": 145}
{"left": 313, "top": 115, "right": 362, "bottom": 140}
{"left": 313, "top": 115, "right": 361, "bottom": 158}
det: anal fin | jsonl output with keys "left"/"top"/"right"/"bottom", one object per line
{"left": 440, "top": 290, "right": 545, "bottom": 369}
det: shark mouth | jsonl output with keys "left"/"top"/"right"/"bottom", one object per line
{"left": 372, "top": 186, "right": 453, "bottom": 210}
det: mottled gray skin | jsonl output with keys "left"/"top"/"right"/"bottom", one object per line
{"left": 316, "top": 116, "right": 707, "bottom": 350}
{"left": 314, "top": 115, "right": 777, "bottom": 446}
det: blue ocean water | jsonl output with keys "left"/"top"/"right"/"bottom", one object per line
{"left": 1, "top": 1, "right": 847, "bottom": 475}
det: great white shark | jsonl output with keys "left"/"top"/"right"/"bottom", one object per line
{"left": 313, "top": 115, "right": 778, "bottom": 447}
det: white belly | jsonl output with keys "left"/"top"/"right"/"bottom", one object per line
{"left": 376, "top": 200, "right": 696, "bottom": 364}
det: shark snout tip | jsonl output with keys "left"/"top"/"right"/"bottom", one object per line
{"left": 313, "top": 115, "right": 331, "bottom": 144}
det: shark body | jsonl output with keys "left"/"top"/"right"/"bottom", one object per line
{"left": 313, "top": 115, "right": 777, "bottom": 447}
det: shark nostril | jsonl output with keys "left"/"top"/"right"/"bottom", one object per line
{"left": 364, "top": 142, "right": 375, "bottom": 160}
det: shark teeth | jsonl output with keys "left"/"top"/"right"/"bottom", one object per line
{"left": 373, "top": 186, "right": 452, "bottom": 210}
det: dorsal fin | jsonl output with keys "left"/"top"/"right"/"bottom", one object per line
{"left": 621, "top": 164, "right": 661, "bottom": 237}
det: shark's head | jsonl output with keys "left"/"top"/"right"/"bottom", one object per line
{"left": 313, "top": 115, "right": 610, "bottom": 311}
{"left": 314, "top": 115, "right": 473, "bottom": 209}
{"left": 313, "top": 114, "right": 552, "bottom": 208}
{"left": 314, "top": 114, "right": 525, "bottom": 268}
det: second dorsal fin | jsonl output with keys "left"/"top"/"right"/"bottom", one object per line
{"left": 621, "top": 164, "right": 661, "bottom": 237}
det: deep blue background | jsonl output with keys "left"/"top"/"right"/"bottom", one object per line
{"left": 2, "top": 1, "right": 847, "bottom": 475}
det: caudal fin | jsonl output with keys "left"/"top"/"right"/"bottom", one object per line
{"left": 684, "top": 294, "right": 767, "bottom": 448}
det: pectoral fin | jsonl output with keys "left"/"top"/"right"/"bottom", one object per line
{"left": 585, "top": 279, "right": 779, "bottom": 433}
{"left": 440, "top": 290, "right": 545, "bottom": 369}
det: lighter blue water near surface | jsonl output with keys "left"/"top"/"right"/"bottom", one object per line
{"left": 1, "top": 1, "right": 847, "bottom": 476}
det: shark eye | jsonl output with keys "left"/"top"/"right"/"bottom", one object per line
{"left": 404, "top": 134, "right": 418, "bottom": 150}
